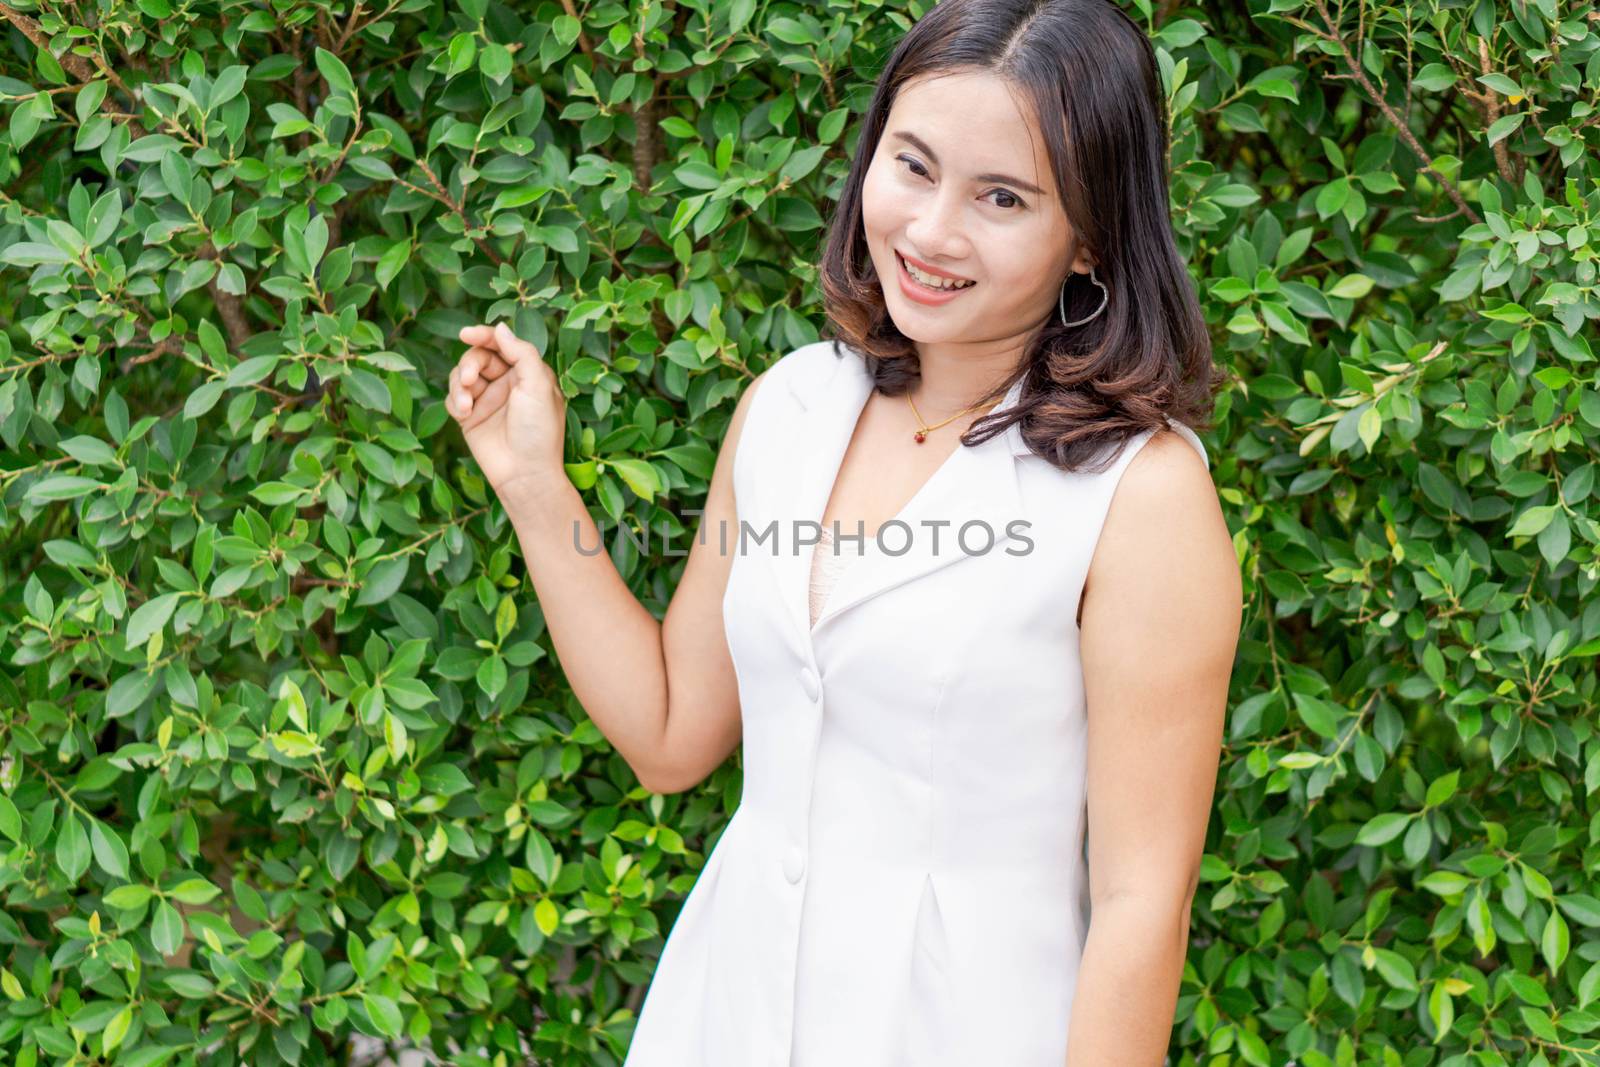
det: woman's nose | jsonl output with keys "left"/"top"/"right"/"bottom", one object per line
{"left": 903, "top": 189, "right": 970, "bottom": 258}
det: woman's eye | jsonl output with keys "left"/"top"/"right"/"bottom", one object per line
{"left": 898, "top": 154, "right": 929, "bottom": 179}
{"left": 897, "top": 155, "right": 1023, "bottom": 210}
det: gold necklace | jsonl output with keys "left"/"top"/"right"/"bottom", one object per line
{"left": 905, "top": 391, "right": 1000, "bottom": 444}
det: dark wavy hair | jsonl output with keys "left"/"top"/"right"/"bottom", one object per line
{"left": 818, "top": 0, "right": 1224, "bottom": 472}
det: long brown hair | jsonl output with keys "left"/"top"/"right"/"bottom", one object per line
{"left": 818, "top": 0, "right": 1224, "bottom": 472}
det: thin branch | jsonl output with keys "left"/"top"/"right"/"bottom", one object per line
{"left": 409, "top": 159, "right": 507, "bottom": 267}
{"left": 1477, "top": 36, "right": 1524, "bottom": 187}
{"left": 1305, "top": 0, "right": 1481, "bottom": 226}
{"left": 0, "top": 3, "right": 93, "bottom": 82}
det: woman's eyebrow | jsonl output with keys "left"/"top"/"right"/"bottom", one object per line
{"left": 889, "top": 130, "right": 1045, "bottom": 197}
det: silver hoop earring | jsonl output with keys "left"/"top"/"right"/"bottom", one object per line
{"left": 1058, "top": 265, "right": 1108, "bottom": 327}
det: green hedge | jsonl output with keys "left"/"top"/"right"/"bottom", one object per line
{"left": 2, "top": 0, "right": 1599, "bottom": 1063}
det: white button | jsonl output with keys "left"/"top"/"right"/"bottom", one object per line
{"left": 798, "top": 666, "right": 820, "bottom": 702}
{"left": 783, "top": 845, "right": 806, "bottom": 883}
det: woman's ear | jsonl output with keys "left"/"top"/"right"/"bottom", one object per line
{"left": 1063, "top": 232, "right": 1096, "bottom": 277}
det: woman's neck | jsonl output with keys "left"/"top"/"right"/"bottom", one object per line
{"left": 909, "top": 339, "right": 1028, "bottom": 415}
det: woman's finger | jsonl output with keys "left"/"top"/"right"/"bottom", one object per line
{"left": 445, "top": 366, "right": 461, "bottom": 418}
{"left": 458, "top": 323, "right": 500, "bottom": 349}
{"left": 493, "top": 322, "right": 543, "bottom": 365}
{"left": 460, "top": 345, "right": 511, "bottom": 388}
{"left": 448, "top": 366, "right": 469, "bottom": 417}
{"left": 474, "top": 367, "right": 514, "bottom": 415}
{"left": 454, "top": 352, "right": 500, "bottom": 402}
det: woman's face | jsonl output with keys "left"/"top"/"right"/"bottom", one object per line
{"left": 860, "top": 69, "right": 1084, "bottom": 346}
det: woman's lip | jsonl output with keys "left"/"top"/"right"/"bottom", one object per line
{"left": 895, "top": 251, "right": 976, "bottom": 305}
{"left": 896, "top": 249, "right": 973, "bottom": 282}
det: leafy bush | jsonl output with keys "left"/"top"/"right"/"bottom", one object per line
{"left": 2, "top": 0, "right": 1598, "bottom": 1064}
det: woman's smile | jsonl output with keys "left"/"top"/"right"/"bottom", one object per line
{"left": 895, "top": 249, "right": 978, "bottom": 306}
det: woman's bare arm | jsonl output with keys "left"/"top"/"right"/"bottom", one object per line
{"left": 650, "top": 370, "right": 767, "bottom": 791}
{"left": 493, "top": 370, "right": 766, "bottom": 793}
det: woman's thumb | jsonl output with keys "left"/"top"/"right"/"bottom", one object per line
{"left": 494, "top": 322, "right": 539, "bottom": 363}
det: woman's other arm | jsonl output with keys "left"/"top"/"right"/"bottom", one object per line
{"left": 1065, "top": 428, "right": 1241, "bottom": 1066}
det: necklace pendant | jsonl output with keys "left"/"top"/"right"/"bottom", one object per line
{"left": 913, "top": 430, "right": 926, "bottom": 444}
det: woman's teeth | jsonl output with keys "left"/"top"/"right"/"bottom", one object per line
{"left": 901, "top": 254, "right": 974, "bottom": 290}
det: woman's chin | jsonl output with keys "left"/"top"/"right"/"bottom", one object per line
{"left": 886, "top": 317, "right": 965, "bottom": 344}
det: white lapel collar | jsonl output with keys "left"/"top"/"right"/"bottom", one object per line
{"left": 774, "top": 341, "right": 1029, "bottom": 644}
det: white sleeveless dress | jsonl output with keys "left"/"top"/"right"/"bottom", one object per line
{"left": 623, "top": 340, "right": 1209, "bottom": 1067}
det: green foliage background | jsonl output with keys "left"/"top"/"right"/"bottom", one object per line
{"left": 2, "top": 0, "right": 1599, "bottom": 1063}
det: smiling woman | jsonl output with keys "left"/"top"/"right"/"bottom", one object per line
{"left": 431, "top": 5, "right": 1236, "bottom": 1067}
{"left": 609, "top": 1, "right": 1240, "bottom": 1066}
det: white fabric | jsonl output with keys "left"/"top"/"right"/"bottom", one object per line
{"left": 624, "top": 340, "right": 1208, "bottom": 1067}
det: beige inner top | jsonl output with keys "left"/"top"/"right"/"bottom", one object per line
{"left": 808, "top": 526, "right": 868, "bottom": 628}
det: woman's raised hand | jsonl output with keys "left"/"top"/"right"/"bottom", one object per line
{"left": 447, "top": 322, "right": 567, "bottom": 498}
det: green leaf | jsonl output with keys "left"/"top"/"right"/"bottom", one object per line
{"left": 1508, "top": 504, "right": 1557, "bottom": 538}
{"left": 1487, "top": 113, "right": 1525, "bottom": 146}
{"left": 89, "top": 819, "right": 130, "bottom": 879}
{"left": 127, "top": 592, "right": 182, "bottom": 647}
{"left": 1371, "top": 947, "right": 1417, "bottom": 991}
{"left": 608, "top": 457, "right": 660, "bottom": 501}
{"left": 476, "top": 653, "right": 507, "bottom": 698}
{"left": 766, "top": 17, "right": 817, "bottom": 44}
{"left": 1293, "top": 695, "right": 1341, "bottom": 740}
{"left": 661, "top": 442, "right": 715, "bottom": 480}
{"left": 383, "top": 710, "right": 408, "bottom": 762}
{"left": 1544, "top": 908, "right": 1570, "bottom": 973}
{"left": 106, "top": 670, "right": 159, "bottom": 717}
{"left": 165, "top": 973, "right": 216, "bottom": 998}
{"left": 59, "top": 434, "right": 118, "bottom": 466}
{"left": 447, "top": 32, "right": 478, "bottom": 78}
{"left": 1357, "top": 813, "right": 1412, "bottom": 846}
{"left": 375, "top": 239, "right": 411, "bottom": 290}
{"left": 1328, "top": 273, "right": 1373, "bottom": 299}
{"left": 249, "top": 481, "right": 306, "bottom": 505}
{"left": 103, "top": 884, "right": 154, "bottom": 909}
{"left": 184, "top": 379, "right": 227, "bottom": 419}
{"left": 1424, "top": 770, "right": 1460, "bottom": 807}
{"left": 151, "top": 900, "right": 184, "bottom": 955}
{"left": 1357, "top": 405, "right": 1382, "bottom": 452}
{"left": 363, "top": 992, "right": 403, "bottom": 1038}
{"left": 343, "top": 368, "right": 393, "bottom": 412}
{"left": 1417, "top": 871, "right": 1472, "bottom": 896}
{"left": 168, "top": 877, "right": 222, "bottom": 904}
{"left": 56, "top": 814, "right": 90, "bottom": 882}
{"left": 552, "top": 15, "right": 581, "bottom": 46}
{"left": 356, "top": 555, "right": 410, "bottom": 606}
{"left": 1557, "top": 894, "right": 1600, "bottom": 928}
{"left": 480, "top": 42, "right": 513, "bottom": 84}
{"left": 25, "top": 475, "right": 100, "bottom": 502}
{"left": 1476, "top": 73, "right": 1523, "bottom": 97}
{"left": 102, "top": 1006, "right": 133, "bottom": 1054}
{"left": 1259, "top": 300, "right": 1310, "bottom": 345}
{"left": 44, "top": 538, "right": 98, "bottom": 569}
{"left": 270, "top": 731, "right": 324, "bottom": 758}
{"left": 314, "top": 47, "right": 357, "bottom": 96}
{"left": 0, "top": 796, "right": 20, "bottom": 843}
{"left": 817, "top": 107, "right": 849, "bottom": 144}
{"left": 1413, "top": 63, "right": 1456, "bottom": 91}
{"left": 1315, "top": 177, "right": 1350, "bottom": 219}
{"left": 1249, "top": 78, "right": 1297, "bottom": 100}
{"left": 534, "top": 897, "right": 560, "bottom": 936}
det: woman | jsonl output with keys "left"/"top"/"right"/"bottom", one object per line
{"left": 445, "top": 0, "right": 1240, "bottom": 1063}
